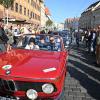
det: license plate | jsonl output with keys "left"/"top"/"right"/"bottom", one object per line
{"left": 0, "top": 96, "right": 16, "bottom": 100}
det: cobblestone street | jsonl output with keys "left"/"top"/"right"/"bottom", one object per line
{"left": 64, "top": 44, "right": 100, "bottom": 100}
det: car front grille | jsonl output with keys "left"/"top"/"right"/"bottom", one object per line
{"left": 0, "top": 79, "right": 16, "bottom": 92}
{"left": 15, "top": 81, "right": 46, "bottom": 92}
{"left": 0, "top": 78, "right": 57, "bottom": 92}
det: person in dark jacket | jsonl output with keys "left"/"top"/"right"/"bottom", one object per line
{"left": 88, "top": 30, "right": 93, "bottom": 52}
{"left": 0, "top": 23, "right": 9, "bottom": 52}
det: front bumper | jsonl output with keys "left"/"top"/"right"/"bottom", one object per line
{"left": 0, "top": 96, "right": 18, "bottom": 100}
{"left": 0, "top": 91, "right": 63, "bottom": 100}
{"left": 0, "top": 96, "right": 57, "bottom": 100}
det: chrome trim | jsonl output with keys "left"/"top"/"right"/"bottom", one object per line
{"left": 0, "top": 75, "right": 58, "bottom": 81}
{"left": 1, "top": 79, "right": 17, "bottom": 92}
{"left": 8, "top": 80, "right": 18, "bottom": 91}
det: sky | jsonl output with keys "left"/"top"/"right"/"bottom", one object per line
{"left": 45, "top": 0, "right": 98, "bottom": 23}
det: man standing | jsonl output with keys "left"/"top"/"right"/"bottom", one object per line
{"left": 0, "top": 23, "right": 9, "bottom": 52}
{"left": 75, "top": 30, "right": 80, "bottom": 47}
{"left": 87, "top": 30, "right": 93, "bottom": 53}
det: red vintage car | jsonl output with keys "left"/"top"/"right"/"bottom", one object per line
{"left": 0, "top": 34, "right": 68, "bottom": 100}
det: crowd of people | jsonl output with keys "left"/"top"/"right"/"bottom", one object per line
{"left": 0, "top": 22, "right": 61, "bottom": 53}
{"left": 74, "top": 26, "right": 100, "bottom": 66}
{"left": 0, "top": 22, "right": 100, "bottom": 66}
{"left": 0, "top": 22, "right": 29, "bottom": 51}
{"left": 0, "top": 22, "right": 43, "bottom": 52}
{"left": 84, "top": 27, "right": 100, "bottom": 66}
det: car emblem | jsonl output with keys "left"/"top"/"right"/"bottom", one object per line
{"left": 2, "top": 65, "right": 12, "bottom": 70}
{"left": 6, "top": 70, "right": 11, "bottom": 75}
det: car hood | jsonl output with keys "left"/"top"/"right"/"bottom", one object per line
{"left": 0, "top": 49, "right": 64, "bottom": 80}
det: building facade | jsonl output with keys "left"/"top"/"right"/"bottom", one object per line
{"left": 40, "top": 1, "right": 51, "bottom": 29}
{"left": 40, "top": 0, "right": 46, "bottom": 28}
{"left": 79, "top": 1, "right": 100, "bottom": 29}
{"left": 0, "top": 0, "right": 42, "bottom": 26}
{"left": 64, "top": 17, "right": 79, "bottom": 31}
{"left": 57, "top": 23, "right": 64, "bottom": 31}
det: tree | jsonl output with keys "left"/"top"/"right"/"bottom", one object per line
{"left": 39, "top": 0, "right": 44, "bottom": 3}
{"left": 46, "top": 19, "right": 53, "bottom": 27}
{"left": 0, "top": 0, "right": 15, "bottom": 25}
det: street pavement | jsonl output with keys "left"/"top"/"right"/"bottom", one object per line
{"left": 64, "top": 43, "right": 100, "bottom": 100}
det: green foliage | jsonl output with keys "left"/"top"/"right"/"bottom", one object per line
{"left": 0, "top": 1, "right": 3, "bottom": 4}
{"left": 0, "top": 0, "right": 14, "bottom": 8}
{"left": 39, "top": 0, "right": 44, "bottom": 3}
{"left": 46, "top": 19, "right": 53, "bottom": 27}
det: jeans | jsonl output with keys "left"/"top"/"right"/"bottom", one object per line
{"left": 0, "top": 43, "right": 6, "bottom": 52}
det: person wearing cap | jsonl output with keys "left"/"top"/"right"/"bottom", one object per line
{"left": 25, "top": 37, "right": 39, "bottom": 50}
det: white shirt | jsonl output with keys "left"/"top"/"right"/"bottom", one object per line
{"left": 25, "top": 44, "right": 39, "bottom": 50}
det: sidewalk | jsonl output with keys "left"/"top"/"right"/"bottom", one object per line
{"left": 64, "top": 43, "right": 100, "bottom": 100}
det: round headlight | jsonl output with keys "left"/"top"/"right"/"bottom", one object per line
{"left": 42, "top": 83, "right": 54, "bottom": 94}
{"left": 26, "top": 89, "right": 38, "bottom": 100}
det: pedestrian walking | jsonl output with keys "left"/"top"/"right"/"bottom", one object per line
{"left": 92, "top": 29, "right": 97, "bottom": 53}
{"left": 87, "top": 30, "right": 93, "bottom": 52}
{"left": 75, "top": 30, "right": 80, "bottom": 47}
{"left": 84, "top": 31, "right": 88, "bottom": 48}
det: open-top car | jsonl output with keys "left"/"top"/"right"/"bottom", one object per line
{"left": 0, "top": 34, "right": 68, "bottom": 100}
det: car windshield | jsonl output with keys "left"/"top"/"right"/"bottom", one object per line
{"left": 15, "top": 34, "right": 62, "bottom": 52}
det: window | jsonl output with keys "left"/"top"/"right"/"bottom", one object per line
{"left": 11, "top": 4, "right": 14, "bottom": 10}
{"left": 38, "top": 15, "right": 40, "bottom": 21}
{"left": 19, "top": 5, "right": 22, "bottom": 14}
{"left": 27, "top": 9, "right": 29, "bottom": 16}
{"left": 34, "top": 14, "right": 36, "bottom": 19}
{"left": 30, "top": 11, "right": 32, "bottom": 18}
{"left": 33, "top": 12, "right": 34, "bottom": 18}
{"left": 33, "top": 1, "right": 35, "bottom": 8}
{"left": 31, "top": 0, "right": 33, "bottom": 6}
{"left": 24, "top": 7, "right": 26, "bottom": 15}
{"left": 28, "top": 0, "right": 30, "bottom": 3}
{"left": 35, "top": 14, "right": 37, "bottom": 20}
{"left": 15, "top": 3, "right": 18, "bottom": 12}
{"left": 34, "top": 2, "right": 36, "bottom": 8}
{"left": 37, "top": 5, "right": 40, "bottom": 11}
{"left": 35, "top": 4, "right": 37, "bottom": 9}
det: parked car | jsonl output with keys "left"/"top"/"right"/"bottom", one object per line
{"left": 0, "top": 34, "right": 68, "bottom": 100}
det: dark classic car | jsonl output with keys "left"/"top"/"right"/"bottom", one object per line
{"left": 0, "top": 34, "right": 68, "bottom": 100}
